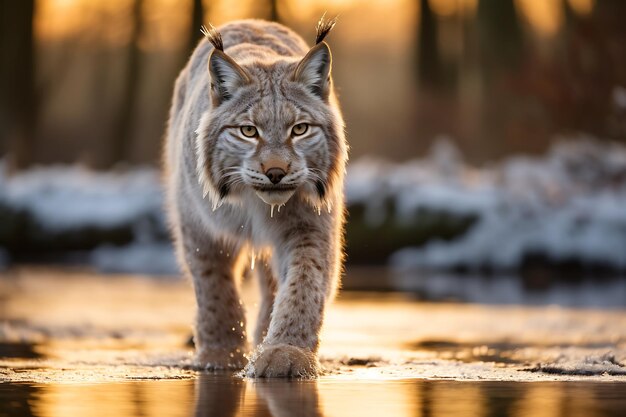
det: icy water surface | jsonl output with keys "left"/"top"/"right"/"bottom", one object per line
{"left": 2, "top": 376, "right": 626, "bottom": 417}
{"left": 1, "top": 267, "right": 625, "bottom": 416}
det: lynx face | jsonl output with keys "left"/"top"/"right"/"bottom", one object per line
{"left": 196, "top": 42, "right": 342, "bottom": 209}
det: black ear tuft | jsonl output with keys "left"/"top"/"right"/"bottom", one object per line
{"left": 315, "top": 14, "right": 337, "bottom": 44}
{"left": 201, "top": 24, "right": 224, "bottom": 51}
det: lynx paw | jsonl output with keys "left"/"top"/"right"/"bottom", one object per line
{"left": 243, "top": 344, "right": 321, "bottom": 378}
{"left": 195, "top": 346, "right": 247, "bottom": 370}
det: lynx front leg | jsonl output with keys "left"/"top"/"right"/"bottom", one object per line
{"left": 180, "top": 226, "right": 248, "bottom": 370}
{"left": 254, "top": 259, "right": 277, "bottom": 346}
{"left": 245, "top": 221, "right": 339, "bottom": 378}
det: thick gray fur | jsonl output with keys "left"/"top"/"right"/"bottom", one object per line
{"left": 163, "top": 19, "right": 347, "bottom": 377}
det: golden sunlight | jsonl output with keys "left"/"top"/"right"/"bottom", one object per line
{"left": 430, "top": 384, "right": 486, "bottom": 416}
{"left": 141, "top": 0, "right": 191, "bottom": 50}
{"left": 319, "top": 381, "right": 415, "bottom": 417}
{"left": 34, "top": 381, "right": 194, "bottom": 417}
{"left": 209, "top": 0, "right": 258, "bottom": 25}
{"left": 515, "top": 0, "right": 563, "bottom": 37}
{"left": 514, "top": 385, "right": 562, "bottom": 417}
{"left": 36, "top": 0, "right": 92, "bottom": 41}
{"left": 429, "top": 0, "right": 478, "bottom": 18}
{"left": 567, "top": 0, "right": 595, "bottom": 16}
{"left": 36, "top": 0, "right": 190, "bottom": 50}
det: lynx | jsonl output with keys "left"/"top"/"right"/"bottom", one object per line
{"left": 163, "top": 17, "right": 347, "bottom": 377}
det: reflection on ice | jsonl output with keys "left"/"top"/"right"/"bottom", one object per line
{"left": 2, "top": 375, "right": 626, "bottom": 417}
{"left": 390, "top": 270, "right": 626, "bottom": 308}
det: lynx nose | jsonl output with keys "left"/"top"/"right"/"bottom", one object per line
{"left": 265, "top": 167, "right": 286, "bottom": 184}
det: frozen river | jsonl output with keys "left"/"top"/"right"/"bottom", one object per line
{"left": 1, "top": 267, "right": 625, "bottom": 416}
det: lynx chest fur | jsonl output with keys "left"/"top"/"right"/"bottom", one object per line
{"left": 163, "top": 18, "right": 347, "bottom": 377}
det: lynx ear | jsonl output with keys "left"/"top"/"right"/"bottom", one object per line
{"left": 208, "top": 49, "right": 250, "bottom": 105}
{"left": 293, "top": 42, "right": 332, "bottom": 100}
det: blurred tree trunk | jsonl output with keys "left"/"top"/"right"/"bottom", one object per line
{"left": 0, "top": 0, "right": 37, "bottom": 170}
{"left": 477, "top": 0, "right": 522, "bottom": 74}
{"left": 476, "top": 0, "right": 523, "bottom": 158}
{"left": 268, "top": 0, "right": 279, "bottom": 22}
{"left": 416, "top": 0, "right": 444, "bottom": 89}
{"left": 563, "top": 0, "right": 575, "bottom": 26}
{"left": 108, "top": 0, "right": 145, "bottom": 167}
{"left": 187, "top": 0, "right": 204, "bottom": 56}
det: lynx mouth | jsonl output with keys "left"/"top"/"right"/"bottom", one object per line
{"left": 253, "top": 185, "right": 297, "bottom": 192}
{"left": 254, "top": 187, "right": 297, "bottom": 205}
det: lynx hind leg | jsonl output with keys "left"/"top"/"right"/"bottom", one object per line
{"left": 254, "top": 259, "right": 276, "bottom": 347}
{"left": 180, "top": 228, "right": 248, "bottom": 370}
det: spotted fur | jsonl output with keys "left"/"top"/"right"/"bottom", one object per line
{"left": 163, "top": 19, "right": 347, "bottom": 377}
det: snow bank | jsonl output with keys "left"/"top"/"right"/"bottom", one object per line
{"left": 346, "top": 139, "right": 498, "bottom": 226}
{"left": 0, "top": 163, "right": 163, "bottom": 232}
{"left": 0, "top": 162, "right": 176, "bottom": 274}
{"left": 347, "top": 136, "right": 626, "bottom": 271}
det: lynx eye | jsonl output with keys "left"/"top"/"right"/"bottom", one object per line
{"left": 240, "top": 126, "right": 258, "bottom": 138}
{"left": 291, "top": 123, "right": 309, "bottom": 136}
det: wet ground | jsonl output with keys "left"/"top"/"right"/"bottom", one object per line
{"left": 1, "top": 267, "right": 625, "bottom": 416}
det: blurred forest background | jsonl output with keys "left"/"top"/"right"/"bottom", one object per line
{"left": 1, "top": 0, "right": 625, "bottom": 280}
{"left": 1, "top": 0, "right": 625, "bottom": 169}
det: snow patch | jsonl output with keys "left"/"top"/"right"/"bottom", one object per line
{"left": 0, "top": 162, "right": 175, "bottom": 274}
{"left": 347, "top": 137, "right": 626, "bottom": 271}
{"left": 0, "top": 163, "right": 163, "bottom": 231}
{"left": 526, "top": 352, "right": 626, "bottom": 376}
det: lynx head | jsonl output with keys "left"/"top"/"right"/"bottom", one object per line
{"left": 196, "top": 18, "right": 346, "bottom": 211}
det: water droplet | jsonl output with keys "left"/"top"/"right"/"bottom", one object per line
{"left": 195, "top": 248, "right": 199, "bottom": 252}
{"left": 317, "top": 206, "right": 321, "bottom": 216}
{"left": 229, "top": 352, "right": 234, "bottom": 358}
{"left": 239, "top": 321, "right": 244, "bottom": 327}
{"left": 250, "top": 252, "right": 256, "bottom": 270}
{"left": 231, "top": 327, "right": 235, "bottom": 331}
